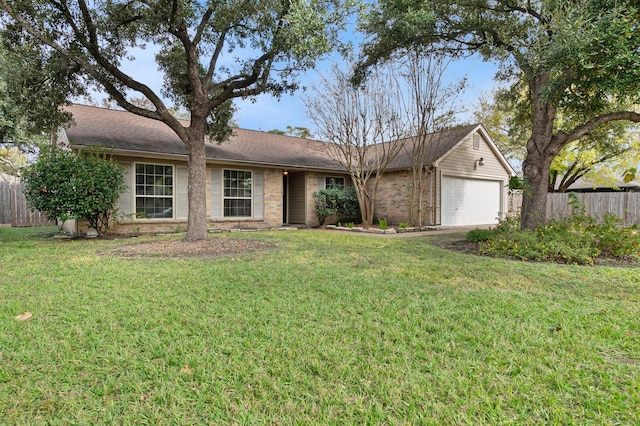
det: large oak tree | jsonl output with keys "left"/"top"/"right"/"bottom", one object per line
{"left": 0, "top": 0, "right": 351, "bottom": 240}
{"left": 474, "top": 86, "right": 640, "bottom": 192}
{"left": 356, "top": 0, "right": 640, "bottom": 230}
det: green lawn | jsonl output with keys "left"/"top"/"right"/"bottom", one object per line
{"left": 1, "top": 227, "right": 638, "bottom": 424}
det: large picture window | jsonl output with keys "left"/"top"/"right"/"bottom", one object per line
{"left": 224, "top": 169, "right": 252, "bottom": 217}
{"left": 135, "top": 163, "right": 174, "bottom": 218}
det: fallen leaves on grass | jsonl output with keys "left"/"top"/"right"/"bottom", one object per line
{"left": 15, "top": 312, "right": 33, "bottom": 321}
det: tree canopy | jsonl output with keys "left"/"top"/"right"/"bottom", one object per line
{"left": 0, "top": 0, "right": 352, "bottom": 240}
{"left": 474, "top": 86, "right": 640, "bottom": 192}
{"left": 0, "top": 96, "right": 51, "bottom": 177}
{"left": 357, "top": 0, "right": 640, "bottom": 229}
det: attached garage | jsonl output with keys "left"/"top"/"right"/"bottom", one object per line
{"left": 441, "top": 176, "right": 502, "bottom": 226}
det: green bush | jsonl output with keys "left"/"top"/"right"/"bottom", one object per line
{"left": 466, "top": 228, "right": 493, "bottom": 242}
{"left": 312, "top": 186, "right": 361, "bottom": 225}
{"left": 477, "top": 198, "right": 640, "bottom": 265}
{"left": 23, "top": 147, "right": 125, "bottom": 236}
{"left": 312, "top": 188, "right": 339, "bottom": 225}
{"left": 336, "top": 185, "right": 361, "bottom": 223}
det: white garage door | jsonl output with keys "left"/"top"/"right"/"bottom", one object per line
{"left": 441, "top": 176, "right": 502, "bottom": 226}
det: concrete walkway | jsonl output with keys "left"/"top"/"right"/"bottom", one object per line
{"left": 310, "top": 224, "right": 493, "bottom": 238}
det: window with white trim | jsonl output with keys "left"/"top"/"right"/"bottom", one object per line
{"left": 325, "top": 176, "right": 345, "bottom": 189}
{"left": 224, "top": 169, "right": 252, "bottom": 217}
{"left": 135, "top": 163, "right": 174, "bottom": 219}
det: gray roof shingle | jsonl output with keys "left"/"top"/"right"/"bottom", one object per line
{"left": 64, "top": 104, "right": 345, "bottom": 171}
{"left": 63, "top": 104, "right": 476, "bottom": 172}
{"left": 378, "top": 124, "right": 479, "bottom": 171}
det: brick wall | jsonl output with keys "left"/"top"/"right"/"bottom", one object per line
{"left": 372, "top": 170, "right": 435, "bottom": 226}
{"left": 305, "top": 172, "right": 321, "bottom": 227}
{"left": 263, "top": 168, "right": 283, "bottom": 227}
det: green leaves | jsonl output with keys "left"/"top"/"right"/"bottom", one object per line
{"left": 1, "top": 0, "right": 355, "bottom": 240}
{"left": 313, "top": 186, "right": 361, "bottom": 225}
{"left": 22, "top": 147, "right": 126, "bottom": 235}
{"left": 543, "top": 1, "right": 640, "bottom": 113}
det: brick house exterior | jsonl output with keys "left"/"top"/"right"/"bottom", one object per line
{"left": 58, "top": 105, "right": 514, "bottom": 235}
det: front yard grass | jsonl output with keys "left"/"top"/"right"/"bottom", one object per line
{"left": 1, "top": 227, "right": 638, "bottom": 424}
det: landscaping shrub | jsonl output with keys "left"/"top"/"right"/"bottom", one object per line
{"left": 312, "top": 186, "right": 361, "bottom": 225}
{"left": 312, "top": 188, "right": 340, "bottom": 225}
{"left": 472, "top": 199, "right": 640, "bottom": 265}
{"left": 466, "top": 228, "right": 493, "bottom": 242}
{"left": 336, "top": 185, "right": 361, "bottom": 223}
{"left": 23, "top": 147, "right": 125, "bottom": 236}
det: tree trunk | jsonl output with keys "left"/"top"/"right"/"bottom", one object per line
{"left": 520, "top": 75, "right": 558, "bottom": 231}
{"left": 408, "top": 175, "right": 417, "bottom": 226}
{"left": 410, "top": 168, "right": 424, "bottom": 228}
{"left": 184, "top": 129, "right": 209, "bottom": 241}
{"left": 361, "top": 190, "right": 373, "bottom": 227}
{"left": 354, "top": 180, "right": 373, "bottom": 227}
{"left": 521, "top": 150, "right": 554, "bottom": 230}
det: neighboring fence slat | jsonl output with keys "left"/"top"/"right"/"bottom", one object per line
{"left": 513, "top": 192, "right": 640, "bottom": 226}
{"left": 0, "top": 181, "right": 12, "bottom": 224}
{"left": 628, "top": 194, "right": 640, "bottom": 225}
{"left": 0, "top": 182, "right": 56, "bottom": 227}
{"left": 544, "top": 192, "right": 640, "bottom": 227}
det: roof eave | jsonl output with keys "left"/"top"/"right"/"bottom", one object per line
{"left": 70, "top": 144, "right": 347, "bottom": 173}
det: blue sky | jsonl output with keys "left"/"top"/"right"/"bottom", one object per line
{"left": 233, "top": 55, "right": 500, "bottom": 133}
{"left": 113, "top": 44, "right": 500, "bottom": 135}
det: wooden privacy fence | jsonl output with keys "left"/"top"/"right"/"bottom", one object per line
{"left": 509, "top": 192, "right": 640, "bottom": 226}
{"left": 546, "top": 192, "right": 640, "bottom": 227}
{"left": 0, "top": 181, "right": 55, "bottom": 227}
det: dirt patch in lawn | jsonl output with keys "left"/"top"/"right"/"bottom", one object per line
{"left": 110, "top": 237, "right": 275, "bottom": 259}
{"left": 430, "top": 237, "right": 481, "bottom": 255}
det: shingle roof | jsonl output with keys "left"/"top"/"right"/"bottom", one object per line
{"left": 63, "top": 104, "right": 345, "bottom": 171}
{"left": 63, "top": 104, "right": 477, "bottom": 172}
{"left": 380, "top": 124, "right": 479, "bottom": 171}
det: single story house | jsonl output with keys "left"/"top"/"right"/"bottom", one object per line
{"left": 58, "top": 104, "right": 515, "bottom": 235}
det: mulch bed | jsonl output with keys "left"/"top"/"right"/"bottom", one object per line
{"left": 109, "top": 237, "right": 275, "bottom": 258}
{"left": 106, "top": 233, "right": 480, "bottom": 260}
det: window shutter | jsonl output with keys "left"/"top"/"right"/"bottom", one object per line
{"left": 176, "top": 166, "right": 188, "bottom": 220}
{"left": 117, "top": 163, "right": 133, "bottom": 215}
{"left": 318, "top": 176, "right": 325, "bottom": 190}
{"left": 210, "top": 168, "right": 222, "bottom": 219}
{"left": 253, "top": 170, "right": 264, "bottom": 219}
